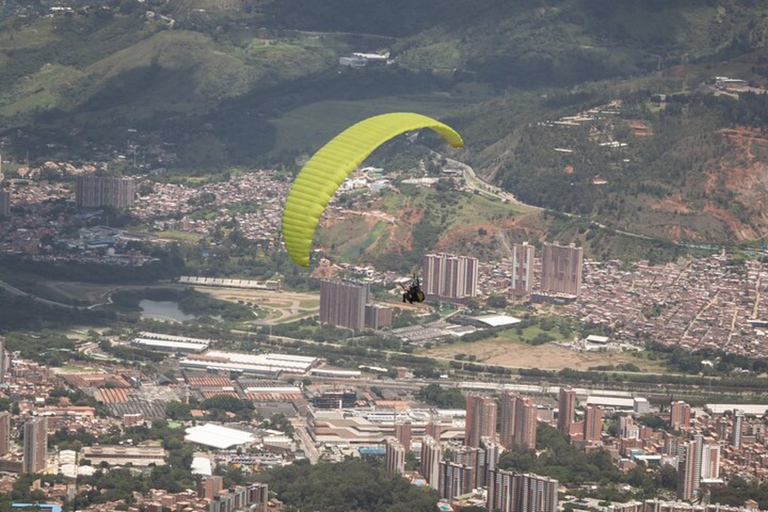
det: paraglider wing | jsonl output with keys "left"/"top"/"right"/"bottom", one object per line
{"left": 282, "top": 112, "right": 464, "bottom": 267}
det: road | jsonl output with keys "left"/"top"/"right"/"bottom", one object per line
{"left": 0, "top": 278, "right": 81, "bottom": 310}
{"left": 291, "top": 417, "right": 320, "bottom": 464}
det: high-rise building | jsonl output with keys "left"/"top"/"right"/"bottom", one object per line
{"left": 731, "top": 409, "right": 744, "bottom": 449}
{"left": 670, "top": 401, "right": 691, "bottom": 430}
{"left": 500, "top": 391, "right": 518, "bottom": 448}
{"left": 0, "top": 411, "right": 10, "bottom": 456}
{"left": 395, "top": 421, "right": 412, "bottom": 453}
{"left": 319, "top": 280, "right": 369, "bottom": 330}
{"left": 700, "top": 442, "right": 720, "bottom": 480}
{"left": 511, "top": 242, "right": 535, "bottom": 294}
{"left": 364, "top": 303, "right": 393, "bottom": 329}
{"left": 420, "top": 435, "right": 442, "bottom": 490}
{"left": 23, "top": 417, "right": 48, "bottom": 474}
{"left": 465, "top": 393, "right": 497, "bottom": 448}
{"left": 426, "top": 416, "right": 443, "bottom": 442}
{"left": 198, "top": 475, "right": 224, "bottom": 499}
{"left": 540, "top": 242, "right": 583, "bottom": 296}
{"left": 677, "top": 439, "right": 700, "bottom": 501}
{"left": 209, "top": 483, "right": 268, "bottom": 512}
{"left": 513, "top": 396, "right": 538, "bottom": 450}
{"left": 557, "top": 387, "right": 577, "bottom": 435}
{"left": 246, "top": 483, "right": 269, "bottom": 512}
{"left": 0, "top": 335, "right": 6, "bottom": 383}
{"left": 583, "top": 406, "right": 603, "bottom": 444}
{"left": 619, "top": 416, "right": 639, "bottom": 440}
{"left": 0, "top": 191, "right": 10, "bottom": 217}
{"left": 478, "top": 436, "right": 499, "bottom": 488}
{"left": 453, "top": 446, "right": 480, "bottom": 490}
{"left": 438, "top": 461, "right": 473, "bottom": 499}
{"left": 488, "top": 469, "right": 559, "bottom": 512}
{"left": 423, "top": 253, "right": 479, "bottom": 300}
{"left": 75, "top": 176, "right": 136, "bottom": 209}
{"left": 385, "top": 437, "right": 405, "bottom": 475}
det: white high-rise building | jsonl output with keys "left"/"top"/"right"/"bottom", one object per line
{"left": 420, "top": 435, "right": 442, "bottom": 489}
{"left": 511, "top": 242, "right": 535, "bottom": 294}
{"left": 423, "top": 253, "right": 479, "bottom": 300}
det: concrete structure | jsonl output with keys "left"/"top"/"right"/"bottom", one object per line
{"left": 558, "top": 387, "right": 577, "bottom": 435}
{"left": 180, "top": 351, "right": 317, "bottom": 376}
{"left": 424, "top": 253, "right": 479, "bottom": 300}
{"left": 620, "top": 416, "right": 639, "bottom": 440}
{"left": 500, "top": 391, "right": 517, "bottom": 448}
{"left": 671, "top": 401, "right": 691, "bottom": 430}
{"left": 511, "top": 242, "right": 535, "bottom": 294}
{"left": 488, "top": 469, "right": 559, "bottom": 512}
{"left": 513, "top": 396, "right": 538, "bottom": 451}
{"left": 0, "top": 411, "right": 10, "bottom": 456}
{"left": 465, "top": 393, "right": 497, "bottom": 448}
{"left": 320, "top": 279, "right": 369, "bottom": 330}
{"left": 438, "top": 461, "right": 473, "bottom": 499}
{"left": 198, "top": 476, "right": 223, "bottom": 499}
{"left": 82, "top": 445, "right": 167, "bottom": 467}
{"left": 385, "top": 437, "right": 405, "bottom": 475}
{"left": 75, "top": 175, "right": 136, "bottom": 209}
{"left": 677, "top": 439, "right": 700, "bottom": 501}
{"left": 209, "top": 483, "right": 269, "bottom": 512}
{"left": 584, "top": 405, "right": 603, "bottom": 444}
{"left": 701, "top": 442, "right": 720, "bottom": 480}
{"left": 540, "top": 242, "right": 583, "bottom": 297}
{"left": 420, "top": 435, "right": 442, "bottom": 490}
{"left": 0, "top": 190, "right": 10, "bottom": 217}
{"left": 132, "top": 338, "right": 209, "bottom": 354}
{"left": 395, "top": 421, "right": 412, "bottom": 452}
{"left": 0, "top": 336, "right": 6, "bottom": 383}
{"left": 365, "top": 303, "right": 393, "bottom": 329}
{"left": 732, "top": 409, "right": 744, "bottom": 449}
{"left": 23, "top": 417, "right": 47, "bottom": 474}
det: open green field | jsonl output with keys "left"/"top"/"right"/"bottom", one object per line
{"left": 420, "top": 330, "right": 667, "bottom": 373}
{"left": 269, "top": 93, "right": 481, "bottom": 154}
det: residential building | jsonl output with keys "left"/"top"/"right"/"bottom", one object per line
{"left": 82, "top": 445, "right": 167, "bottom": 467}
{"left": 0, "top": 412, "right": 10, "bottom": 456}
{"left": 75, "top": 175, "right": 136, "bottom": 209}
{"left": 23, "top": 417, "right": 48, "bottom": 474}
{"left": 395, "top": 421, "right": 412, "bottom": 452}
{"left": 500, "top": 391, "right": 518, "bottom": 448}
{"left": 364, "top": 303, "right": 392, "bottom": 329}
{"left": 420, "top": 435, "right": 442, "bottom": 490}
{"left": 583, "top": 406, "right": 603, "bottom": 444}
{"left": 511, "top": 242, "right": 535, "bottom": 294}
{"left": 423, "top": 253, "right": 479, "bottom": 300}
{"left": 671, "top": 401, "right": 691, "bottom": 431}
{"left": 557, "top": 387, "right": 577, "bottom": 435}
{"left": 513, "top": 396, "right": 538, "bottom": 451}
{"left": 319, "top": 279, "right": 369, "bottom": 330}
{"left": 620, "top": 416, "right": 639, "bottom": 440}
{"left": 0, "top": 191, "right": 9, "bottom": 217}
{"left": 479, "top": 436, "right": 499, "bottom": 488}
{"left": 465, "top": 393, "right": 497, "bottom": 448}
{"left": 700, "top": 442, "right": 720, "bottom": 480}
{"left": 426, "top": 416, "right": 443, "bottom": 441}
{"left": 677, "top": 439, "right": 700, "bottom": 501}
{"left": 438, "top": 461, "right": 473, "bottom": 499}
{"left": 209, "top": 483, "right": 268, "bottom": 512}
{"left": 732, "top": 409, "right": 744, "bottom": 449}
{"left": 488, "top": 469, "right": 559, "bottom": 512}
{"left": 0, "top": 335, "right": 6, "bottom": 383}
{"left": 198, "top": 476, "right": 223, "bottom": 499}
{"left": 385, "top": 437, "right": 405, "bottom": 475}
{"left": 540, "top": 242, "right": 583, "bottom": 296}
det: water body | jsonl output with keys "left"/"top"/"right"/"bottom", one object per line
{"left": 139, "top": 300, "right": 196, "bottom": 323}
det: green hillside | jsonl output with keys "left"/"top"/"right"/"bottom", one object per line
{"left": 2, "top": 0, "right": 768, "bottom": 247}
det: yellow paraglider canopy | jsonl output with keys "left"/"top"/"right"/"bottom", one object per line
{"left": 282, "top": 112, "right": 464, "bottom": 267}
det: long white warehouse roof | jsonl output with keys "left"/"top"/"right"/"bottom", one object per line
{"left": 185, "top": 424, "right": 256, "bottom": 449}
{"left": 133, "top": 339, "right": 209, "bottom": 351}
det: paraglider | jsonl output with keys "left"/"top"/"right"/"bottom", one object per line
{"left": 401, "top": 274, "right": 425, "bottom": 304}
{"left": 281, "top": 112, "right": 464, "bottom": 268}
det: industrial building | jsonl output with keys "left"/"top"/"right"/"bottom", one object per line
{"left": 179, "top": 351, "right": 318, "bottom": 376}
{"left": 82, "top": 445, "right": 167, "bottom": 467}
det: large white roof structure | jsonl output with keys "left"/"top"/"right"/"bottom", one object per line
{"left": 184, "top": 424, "right": 256, "bottom": 449}
{"left": 471, "top": 314, "right": 522, "bottom": 327}
{"left": 705, "top": 404, "right": 768, "bottom": 416}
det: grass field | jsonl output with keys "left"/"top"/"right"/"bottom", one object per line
{"left": 269, "top": 93, "right": 481, "bottom": 154}
{"left": 421, "top": 333, "right": 667, "bottom": 372}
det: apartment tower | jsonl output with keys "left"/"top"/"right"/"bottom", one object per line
{"left": 0, "top": 411, "right": 10, "bottom": 456}
{"left": 488, "top": 469, "right": 559, "bottom": 512}
{"left": 511, "top": 242, "right": 535, "bottom": 294}
{"left": 319, "top": 279, "right": 370, "bottom": 330}
{"left": 677, "top": 439, "right": 701, "bottom": 501}
{"left": 423, "top": 253, "right": 479, "bottom": 300}
{"left": 385, "top": 437, "right": 405, "bottom": 475}
{"left": 557, "top": 387, "right": 577, "bottom": 435}
{"left": 583, "top": 406, "right": 603, "bottom": 444}
{"left": 465, "top": 393, "right": 497, "bottom": 448}
{"left": 23, "top": 417, "right": 48, "bottom": 474}
{"left": 513, "top": 396, "right": 538, "bottom": 450}
{"left": 0, "top": 190, "right": 10, "bottom": 217}
{"left": 75, "top": 175, "right": 136, "bottom": 209}
{"left": 670, "top": 401, "right": 691, "bottom": 431}
{"left": 420, "top": 435, "right": 442, "bottom": 490}
{"left": 540, "top": 242, "right": 583, "bottom": 296}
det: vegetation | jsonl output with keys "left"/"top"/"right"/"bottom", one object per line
{"left": 709, "top": 475, "right": 768, "bottom": 510}
{"left": 111, "top": 287, "right": 255, "bottom": 323}
{"left": 259, "top": 458, "right": 439, "bottom": 512}
{"left": 416, "top": 384, "right": 465, "bottom": 409}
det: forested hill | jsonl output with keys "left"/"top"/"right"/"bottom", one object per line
{"left": 2, "top": 0, "right": 768, "bottom": 243}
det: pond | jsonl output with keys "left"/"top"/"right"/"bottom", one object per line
{"left": 139, "top": 300, "right": 196, "bottom": 323}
